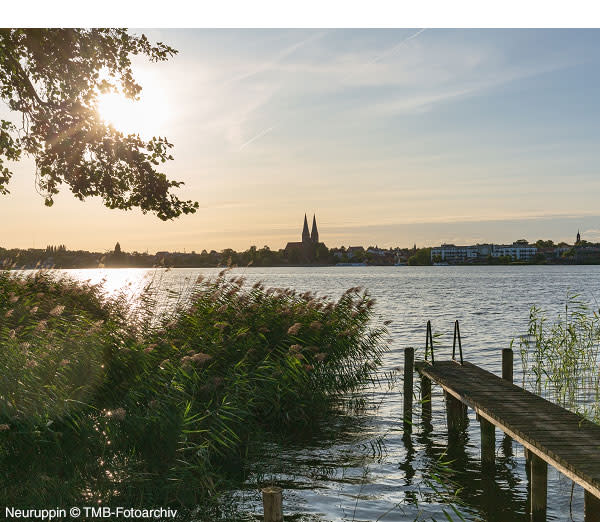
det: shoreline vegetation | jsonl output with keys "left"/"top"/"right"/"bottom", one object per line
{"left": 517, "top": 294, "right": 600, "bottom": 423}
{"left": 0, "top": 269, "right": 388, "bottom": 517}
{"left": 3, "top": 240, "right": 600, "bottom": 270}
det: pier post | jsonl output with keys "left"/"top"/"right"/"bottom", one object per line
{"left": 524, "top": 447, "right": 532, "bottom": 482}
{"left": 480, "top": 417, "right": 495, "bottom": 467}
{"left": 445, "top": 392, "right": 467, "bottom": 437}
{"left": 501, "top": 348, "right": 514, "bottom": 454}
{"left": 262, "top": 486, "right": 283, "bottom": 522}
{"left": 530, "top": 452, "right": 547, "bottom": 522}
{"left": 403, "top": 347, "right": 414, "bottom": 433}
{"left": 502, "top": 348, "right": 513, "bottom": 384}
{"left": 584, "top": 490, "right": 600, "bottom": 522}
{"left": 421, "top": 374, "right": 431, "bottom": 423}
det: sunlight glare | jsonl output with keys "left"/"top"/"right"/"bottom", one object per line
{"left": 97, "top": 86, "right": 170, "bottom": 138}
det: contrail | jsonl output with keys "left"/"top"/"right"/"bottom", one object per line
{"left": 239, "top": 125, "right": 276, "bottom": 151}
{"left": 341, "top": 28, "right": 427, "bottom": 83}
{"left": 226, "top": 30, "right": 329, "bottom": 86}
{"left": 373, "top": 28, "right": 426, "bottom": 64}
{"left": 238, "top": 29, "right": 426, "bottom": 151}
{"left": 232, "top": 31, "right": 328, "bottom": 151}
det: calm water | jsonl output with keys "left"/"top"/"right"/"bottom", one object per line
{"left": 56, "top": 265, "right": 600, "bottom": 521}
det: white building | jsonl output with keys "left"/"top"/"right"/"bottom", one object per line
{"left": 491, "top": 243, "right": 537, "bottom": 261}
{"left": 430, "top": 244, "right": 492, "bottom": 263}
{"left": 430, "top": 242, "right": 537, "bottom": 263}
{"left": 367, "top": 247, "right": 388, "bottom": 256}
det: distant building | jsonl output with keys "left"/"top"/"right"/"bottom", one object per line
{"left": 430, "top": 244, "right": 491, "bottom": 263}
{"left": 347, "top": 246, "right": 365, "bottom": 256}
{"left": 431, "top": 242, "right": 537, "bottom": 263}
{"left": 491, "top": 243, "right": 537, "bottom": 261}
{"left": 367, "top": 246, "right": 387, "bottom": 256}
{"left": 335, "top": 246, "right": 366, "bottom": 262}
{"left": 311, "top": 214, "right": 319, "bottom": 244}
{"left": 554, "top": 246, "right": 571, "bottom": 256}
{"left": 285, "top": 214, "right": 324, "bottom": 260}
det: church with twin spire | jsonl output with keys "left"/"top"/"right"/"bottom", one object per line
{"left": 285, "top": 214, "right": 323, "bottom": 260}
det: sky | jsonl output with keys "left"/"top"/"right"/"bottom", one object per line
{"left": 2, "top": 28, "right": 600, "bottom": 253}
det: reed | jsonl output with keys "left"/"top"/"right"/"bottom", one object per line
{"left": 516, "top": 293, "right": 600, "bottom": 422}
{"left": 0, "top": 269, "right": 387, "bottom": 513}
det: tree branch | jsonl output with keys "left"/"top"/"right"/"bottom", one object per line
{"left": 0, "top": 34, "right": 48, "bottom": 110}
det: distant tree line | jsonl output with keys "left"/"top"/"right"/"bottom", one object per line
{"left": 0, "top": 243, "right": 406, "bottom": 269}
{"left": 45, "top": 245, "right": 67, "bottom": 254}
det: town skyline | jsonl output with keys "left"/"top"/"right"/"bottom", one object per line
{"left": 2, "top": 29, "right": 600, "bottom": 251}
{"left": 1, "top": 210, "right": 592, "bottom": 267}
{"left": 0, "top": 211, "right": 594, "bottom": 255}
{"left": 0, "top": 222, "right": 587, "bottom": 255}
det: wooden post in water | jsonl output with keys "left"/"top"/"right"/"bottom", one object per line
{"left": 524, "top": 447, "right": 532, "bottom": 481}
{"left": 445, "top": 392, "right": 467, "bottom": 436}
{"left": 421, "top": 374, "right": 431, "bottom": 423}
{"left": 262, "top": 486, "right": 283, "bottom": 522}
{"left": 502, "top": 348, "right": 513, "bottom": 384}
{"left": 480, "top": 417, "right": 495, "bottom": 467}
{"left": 403, "top": 347, "right": 414, "bottom": 433}
{"left": 584, "top": 490, "right": 600, "bottom": 522}
{"left": 501, "top": 348, "right": 514, "bottom": 455}
{"left": 530, "top": 452, "right": 547, "bottom": 522}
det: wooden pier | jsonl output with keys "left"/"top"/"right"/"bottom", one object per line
{"left": 404, "top": 341, "right": 600, "bottom": 521}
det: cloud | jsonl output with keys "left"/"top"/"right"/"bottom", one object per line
{"left": 364, "top": 59, "right": 569, "bottom": 116}
{"left": 223, "top": 30, "right": 329, "bottom": 86}
{"left": 322, "top": 212, "right": 600, "bottom": 232}
{"left": 582, "top": 229, "right": 600, "bottom": 240}
{"left": 164, "top": 29, "right": 577, "bottom": 156}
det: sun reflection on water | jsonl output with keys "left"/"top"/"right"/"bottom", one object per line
{"left": 62, "top": 268, "right": 154, "bottom": 300}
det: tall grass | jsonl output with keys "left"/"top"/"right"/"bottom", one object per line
{"left": 0, "top": 269, "right": 387, "bottom": 514}
{"left": 516, "top": 293, "right": 600, "bottom": 422}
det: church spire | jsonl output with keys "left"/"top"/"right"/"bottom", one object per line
{"left": 577, "top": 230, "right": 581, "bottom": 244}
{"left": 302, "top": 213, "right": 310, "bottom": 243}
{"left": 311, "top": 214, "right": 319, "bottom": 243}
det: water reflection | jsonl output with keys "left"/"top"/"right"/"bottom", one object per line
{"left": 416, "top": 418, "right": 529, "bottom": 522}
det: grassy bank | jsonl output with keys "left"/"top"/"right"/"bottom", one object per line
{"left": 0, "top": 270, "right": 387, "bottom": 515}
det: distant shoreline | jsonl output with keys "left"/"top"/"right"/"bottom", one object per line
{"left": 5, "top": 240, "right": 600, "bottom": 269}
{"left": 8, "top": 262, "right": 600, "bottom": 270}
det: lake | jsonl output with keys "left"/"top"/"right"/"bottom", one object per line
{"left": 54, "top": 265, "right": 600, "bottom": 521}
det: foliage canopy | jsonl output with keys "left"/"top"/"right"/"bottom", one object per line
{"left": 0, "top": 29, "right": 198, "bottom": 220}
{"left": 408, "top": 247, "right": 432, "bottom": 266}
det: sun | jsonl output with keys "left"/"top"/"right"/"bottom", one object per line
{"left": 96, "top": 87, "right": 170, "bottom": 138}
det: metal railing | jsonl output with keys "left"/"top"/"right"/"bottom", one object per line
{"left": 424, "top": 320, "right": 434, "bottom": 364}
{"left": 424, "top": 320, "right": 464, "bottom": 365}
{"left": 452, "top": 320, "right": 464, "bottom": 365}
